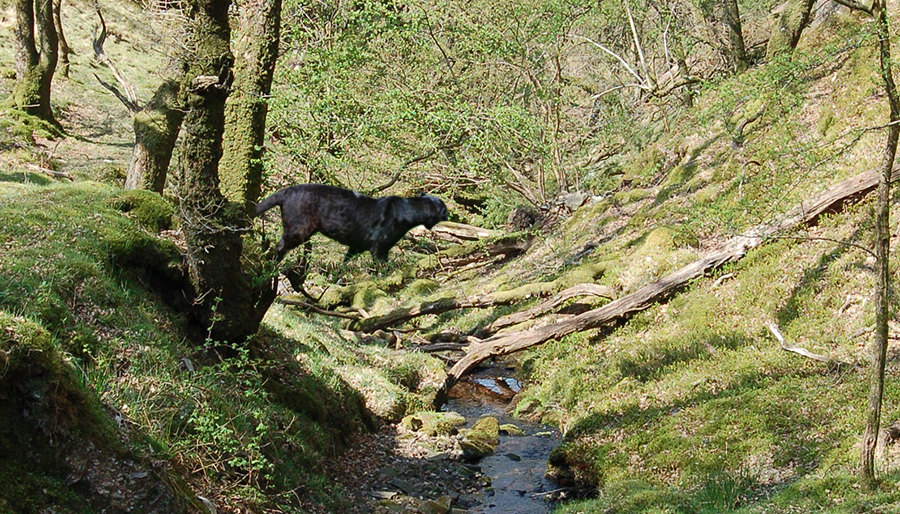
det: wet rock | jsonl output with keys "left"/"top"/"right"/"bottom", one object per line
{"left": 401, "top": 411, "right": 466, "bottom": 437}
{"left": 459, "top": 417, "right": 500, "bottom": 461}
{"left": 499, "top": 423, "right": 524, "bottom": 436}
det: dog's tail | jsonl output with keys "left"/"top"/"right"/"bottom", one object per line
{"left": 255, "top": 189, "right": 287, "bottom": 216}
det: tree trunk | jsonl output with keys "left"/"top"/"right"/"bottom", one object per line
{"left": 219, "top": 0, "right": 283, "bottom": 213}
{"left": 125, "top": 79, "right": 184, "bottom": 193}
{"left": 765, "top": 0, "right": 817, "bottom": 60}
{"left": 52, "top": 0, "right": 69, "bottom": 78}
{"left": 12, "top": 0, "right": 60, "bottom": 128}
{"left": 861, "top": 0, "right": 898, "bottom": 488}
{"left": 722, "top": 0, "right": 749, "bottom": 72}
{"left": 178, "top": 0, "right": 276, "bottom": 344}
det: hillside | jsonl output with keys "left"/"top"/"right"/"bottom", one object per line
{"left": 4, "top": 0, "right": 900, "bottom": 513}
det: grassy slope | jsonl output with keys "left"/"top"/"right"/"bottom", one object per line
{"left": 3, "top": 1, "right": 900, "bottom": 514}
{"left": 484, "top": 13, "right": 900, "bottom": 514}
{"left": 0, "top": 2, "right": 449, "bottom": 512}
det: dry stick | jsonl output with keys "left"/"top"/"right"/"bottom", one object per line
{"left": 92, "top": 7, "right": 140, "bottom": 114}
{"left": 25, "top": 163, "right": 74, "bottom": 181}
{"left": 766, "top": 322, "right": 840, "bottom": 364}
{"left": 433, "top": 168, "right": 883, "bottom": 408}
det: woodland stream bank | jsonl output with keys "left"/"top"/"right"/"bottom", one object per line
{"left": 334, "top": 362, "right": 562, "bottom": 514}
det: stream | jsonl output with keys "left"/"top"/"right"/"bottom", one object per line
{"left": 445, "top": 366, "right": 562, "bottom": 514}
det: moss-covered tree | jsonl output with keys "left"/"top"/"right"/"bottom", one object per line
{"left": 722, "top": 0, "right": 748, "bottom": 72}
{"left": 12, "top": 0, "right": 60, "bottom": 128}
{"left": 765, "top": 0, "right": 817, "bottom": 59}
{"left": 125, "top": 79, "right": 184, "bottom": 193}
{"left": 219, "top": 0, "right": 283, "bottom": 213}
{"left": 177, "top": 0, "right": 276, "bottom": 344}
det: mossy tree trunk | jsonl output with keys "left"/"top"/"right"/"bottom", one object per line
{"left": 12, "top": 0, "right": 60, "bottom": 128}
{"left": 861, "top": 0, "right": 898, "bottom": 488}
{"left": 125, "top": 80, "right": 184, "bottom": 193}
{"left": 219, "top": 0, "right": 283, "bottom": 213}
{"left": 765, "top": 0, "right": 817, "bottom": 60}
{"left": 178, "top": 0, "right": 276, "bottom": 344}
{"left": 722, "top": 0, "right": 748, "bottom": 73}
{"left": 51, "top": 0, "right": 69, "bottom": 78}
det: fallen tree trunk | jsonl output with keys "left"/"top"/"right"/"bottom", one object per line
{"left": 409, "top": 221, "right": 502, "bottom": 243}
{"left": 433, "top": 168, "right": 882, "bottom": 408}
{"left": 354, "top": 295, "right": 507, "bottom": 332}
{"left": 477, "top": 283, "right": 615, "bottom": 337}
{"left": 355, "top": 280, "right": 558, "bottom": 333}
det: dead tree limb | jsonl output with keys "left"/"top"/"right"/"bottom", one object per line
{"left": 355, "top": 293, "right": 521, "bottom": 333}
{"left": 478, "top": 283, "right": 614, "bottom": 337}
{"left": 428, "top": 234, "right": 534, "bottom": 269}
{"left": 409, "top": 221, "right": 502, "bottom": 244}
{"left": 92, "top": 7, "right": 140, "bottom": 114}
{"left": 433, "top": 168, "right": 883, "bottom": 408}
{"left": 25, "top": 163, "right": 75, "bottom": 181}
{"left": 766, "top": 322, "right": 848, "bottom": 364}
{"left": 277, "top": 297, "right": 362, "bottom": 321}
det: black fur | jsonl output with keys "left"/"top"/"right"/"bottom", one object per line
{"left": 255, "top": 184, "right": 449, "bottom": 261}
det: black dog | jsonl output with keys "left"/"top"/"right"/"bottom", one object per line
{"left": 255, "top": 183, "right": 449, "bottom": 262}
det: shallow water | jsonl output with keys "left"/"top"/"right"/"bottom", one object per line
{"left": 446, "top": 369, "right": 561, "bottom": 514}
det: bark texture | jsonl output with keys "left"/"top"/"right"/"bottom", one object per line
{"left": 13, "top": 0, "right": 59, "bottom": 127}
{"left": 178, "top": 0, "right": 276, "bottom": 343}
{"left": 861, "top": 0, "right": 898, "bottom": 487}
{"left": 52, "top": 0, "right": 69, "bottom": 77}
{"left": 723, "top": 0, "right": 749, "bottom": 72}
{"left": 219, "top": 0, "right": 283, "bottom": 213}
{"left": 765, "top": 0, "right": 817, "bottom": 59}
{"left": 125, "top": 80, "right": 184, "bottom": 193}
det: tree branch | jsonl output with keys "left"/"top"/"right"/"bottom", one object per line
{"left": 92, "top": 6, "right": 140, "bottom": 114}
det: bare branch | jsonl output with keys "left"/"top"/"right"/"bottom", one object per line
{"left": 625, "top": 1, "right": 653, "bottom": 89}
{"left": 571, "top": 34, "right": 648, "bottom": 89}
{"left": 767, "top": 322, "right": 848, "bottom": 364}
{"left": 831, "top": 0, "right": 874, "bottom": 14}
{"left": 92, "top": 6, "right": 140, "bottom": 113}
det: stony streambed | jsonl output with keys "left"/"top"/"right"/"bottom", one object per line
{"left": 334, "top": 367, "right": 562, "bottom": 514}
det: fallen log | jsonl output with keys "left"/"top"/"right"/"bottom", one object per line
{"left": 354, "top": 280, "right": 557, "bottom": 333}
{"left": 354, "top": 295, "right": 505, "bottom": 332}
{"left": 409, "top": 221, "right": 502, "bottom": 243}
{"left": 433, "top": 168, "right": 882, "bottom": 408}
{"left": 477, "top": 283, "right": 615, "bottom": 337}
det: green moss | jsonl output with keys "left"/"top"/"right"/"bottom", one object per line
{"left": 622, "top": 146, "right": 665, "bottom": 185}
{"left": 459, "top": 416, "right": 500, "bottom": 460}
{"left": 613, "top": 188, "right": 653, "bottom": 205}
{"left": 109, "top": 190, "right": 175, "bottom": 232}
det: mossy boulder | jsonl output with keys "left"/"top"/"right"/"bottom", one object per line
{"left": 401, "top": 411, "right": 467, "bottom": 436}
{"left": 458, "top": 416, "right": 500, "bottom": 461}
